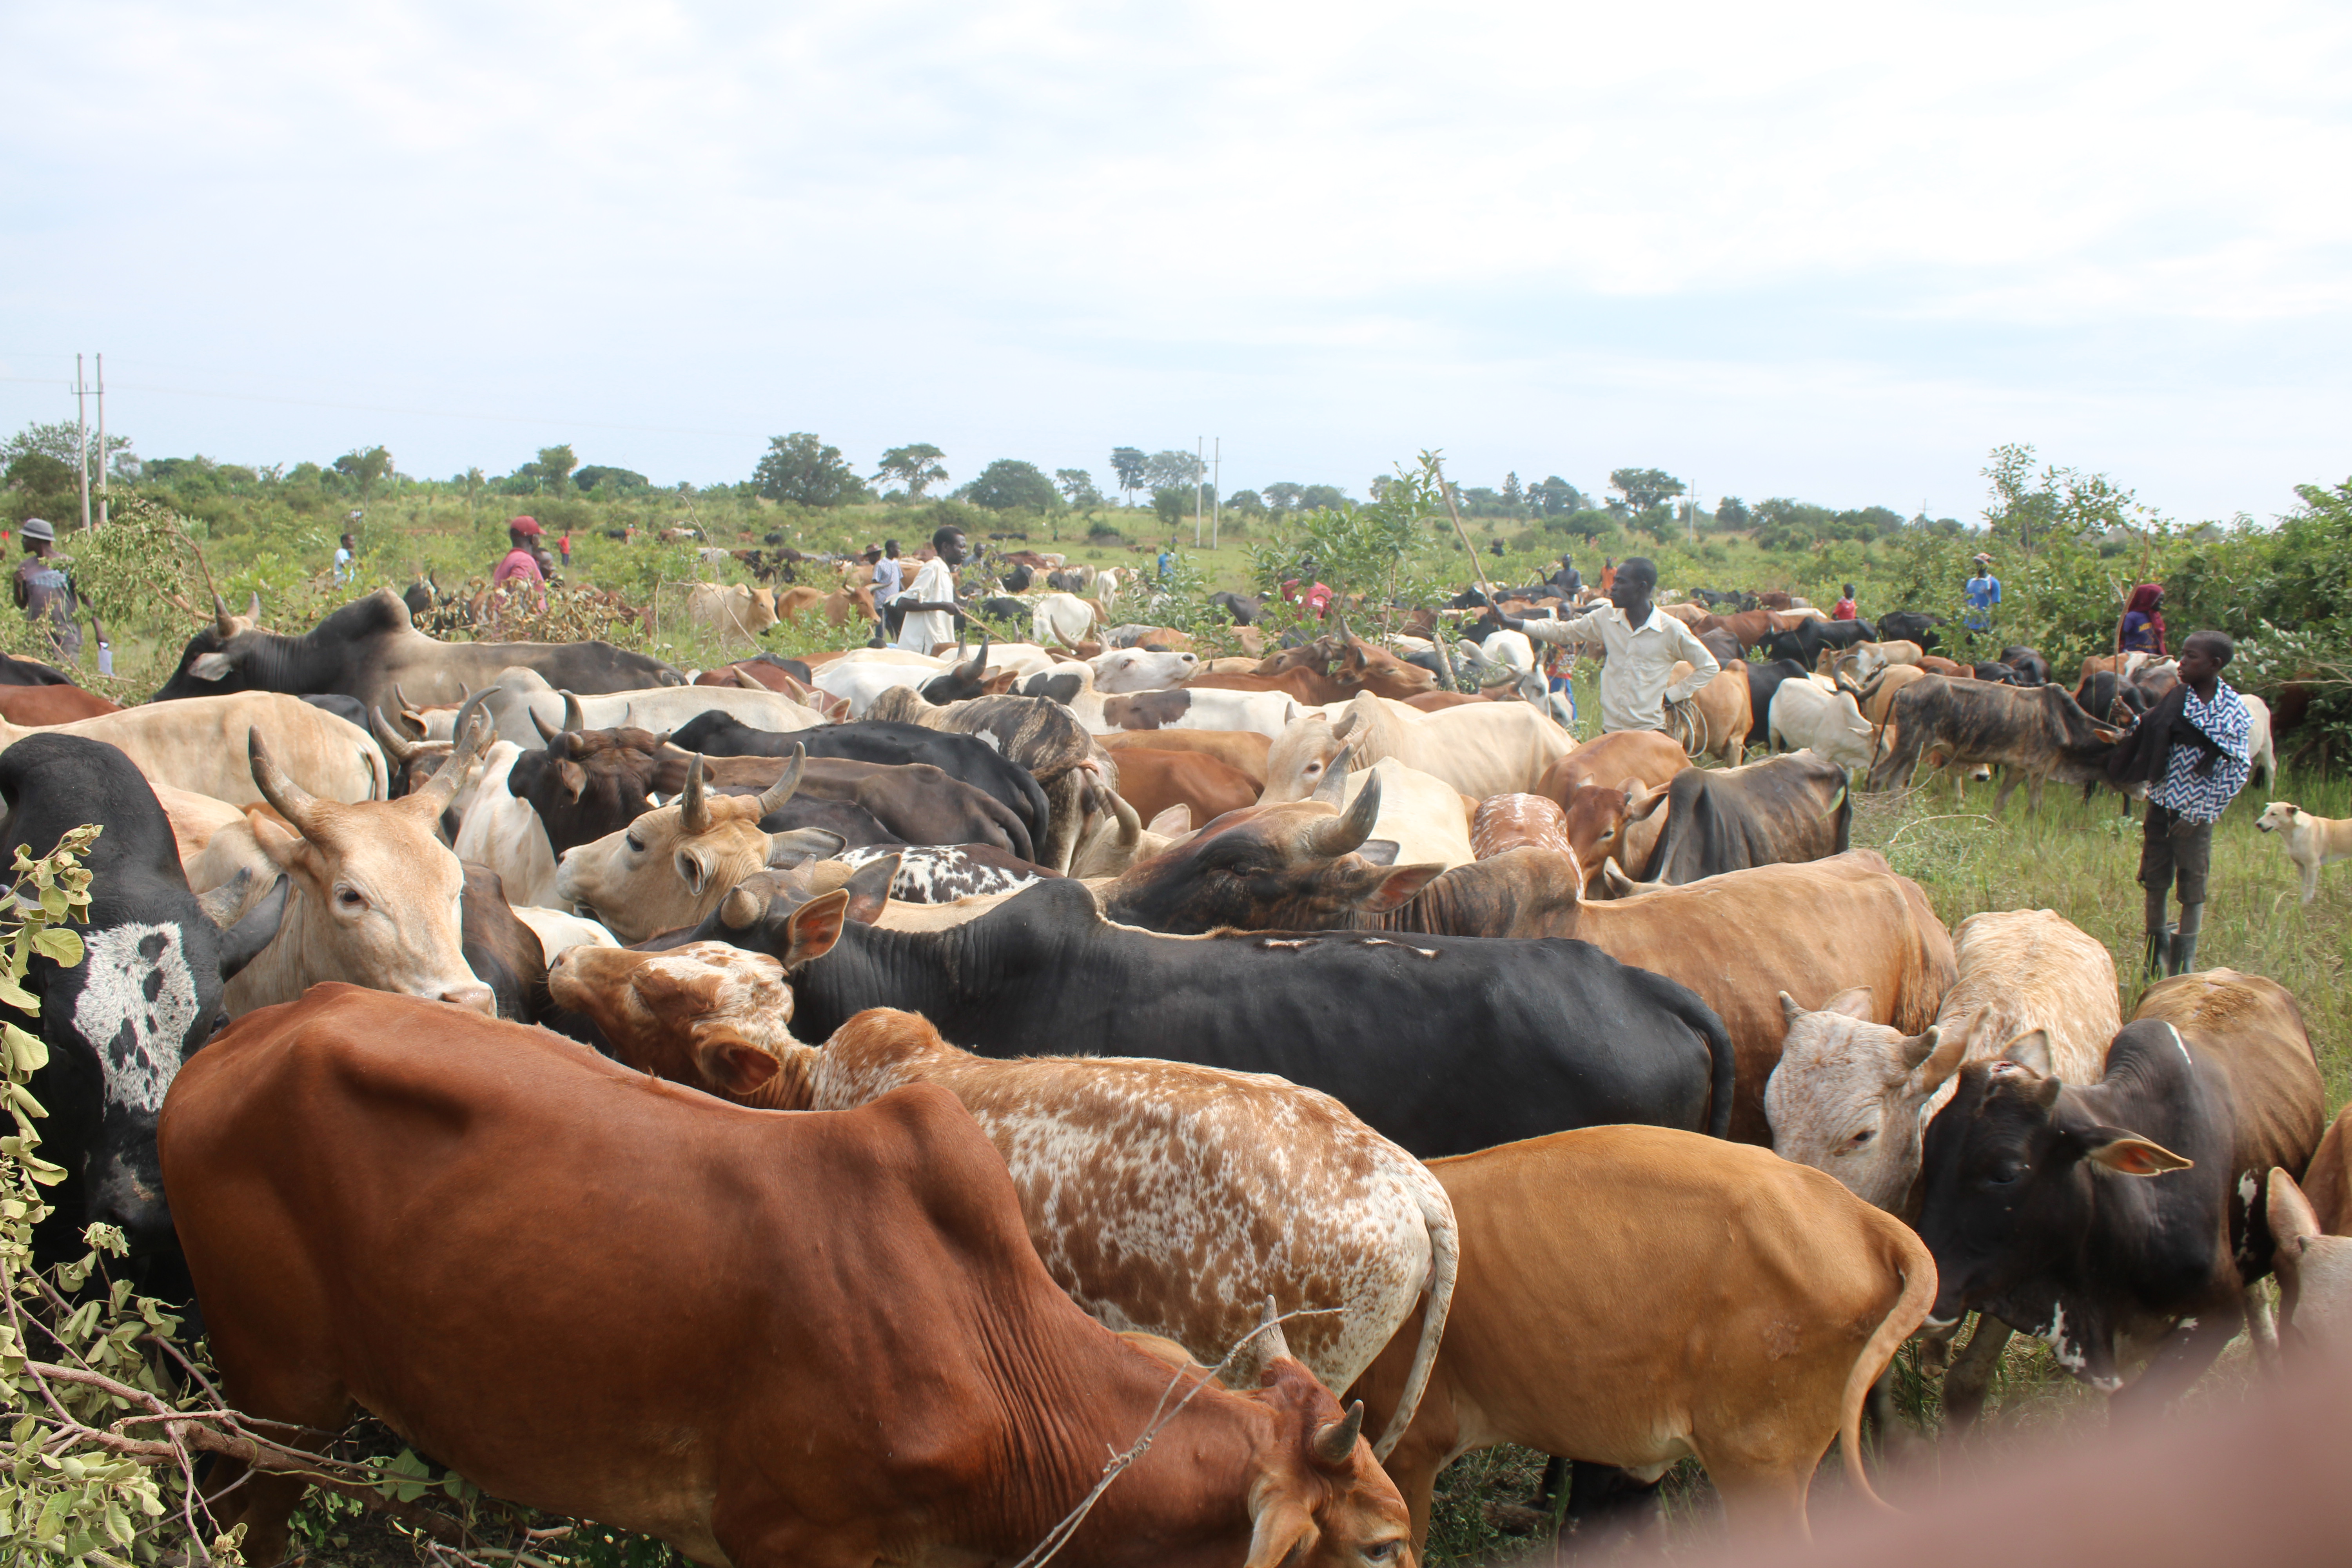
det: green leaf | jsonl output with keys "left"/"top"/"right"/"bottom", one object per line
{"left": 30, "top": 927, "right": 82, "bottom": 967}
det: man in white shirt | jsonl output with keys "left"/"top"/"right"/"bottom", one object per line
{"left": 1497, "top": 556, "right": 1719, "bottom": 733}
{"left": 893, "top": 526, "right": 969, "bottom": 654}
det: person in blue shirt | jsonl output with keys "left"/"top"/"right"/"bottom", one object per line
{"left": 1157, "top": 542, "right": 1174, "bottom": 582}
{"left": 1962, "top": 555, "right": 2001, "bottom": 641}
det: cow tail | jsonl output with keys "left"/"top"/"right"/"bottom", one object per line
{"left": 1839, "top": 1220, "right": 1938, "bottom": 1510}
{"left": 1373, "top": 1176, "right": 1460, "bottom": 1461}
{"left": 1828, "top": 779, "right": 1852, "bottom": 853}
{"left": 1683, "top": 993, "right": 1737, "bottom": 1141}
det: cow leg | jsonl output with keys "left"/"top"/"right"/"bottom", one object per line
{"left": 2112, "top": 1301, "right": 2240, "bottom": 1414}
{"left": 1991, "top": 769, "right": 2022, "bottom": 816}
{"left": 1864, "top": 1364, "right": 1915, "bottom": 1463}
{"left": 1560, "top": 1463, "right": 1664, "bottom": 1555}
{"left": 2027, "top": 772, "right": 2045, "bottom": 814}
{"left": 2244, "top": 1281, "right": 2281, "bottom": 1368}
{"left": 1939, "top": 1315, "right": 2012, "bottom": 1436}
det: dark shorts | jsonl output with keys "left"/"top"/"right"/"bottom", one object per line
{"left": 2140, "top": 802, "right": 2213, "bottom": 905}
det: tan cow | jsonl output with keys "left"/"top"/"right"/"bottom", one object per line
{"left": 223, "top": 702, "right": 497, "bottom": 1018}
{"left": 1668, "top": 658, "right": 1752, "bottom": 762}
{"left": 545, "top": 939, "right": 1459, "bottom": 1461}
{"left": 2269, "top": 1167, "right": 2352, "bottom": 1357}
{"left": 685, "top": 582, "right": 778, "bottom": 639}
{"left": 1265, "top": 696, "right": 1573, "bottom": 806}
{"left": 1766, "top": 908, "right": 2121, "bottom": 1212}
{"left": 7, "top": 692, "right": 381, "bottom": 807}
{"left": 551, "top": 748, "right": 844, "bottom": 941}
{"left": 1348, "top": 1125, "right": 1935, "bottom": 1548}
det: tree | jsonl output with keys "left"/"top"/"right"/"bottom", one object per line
{"left": 1054, "top": 467, "right": 1104, "bottom": 508}
{"left": 1534, "top": 476, "right": 1581, "bottom": 516}
{"left": 2, "top": 419, "right": 132, "bottom": 488}
{"left": 957, "top": 459, "right": 1060, "bottom": 512}
{"left": 1501, "top": 471, "right": 1524, "bottom": 511}
{"left": 876, "top": 443, "right": 948, "bottom": 498}
{"left": 753, "top": 432, "right": 866, "bottom": 506}
{"left": 1609, "top": 467, "right": 1685, "bottom": 514}
{"left": 1264, "top": 482, "right": 1304, "bottom": 513}
{"left": 1109, "top": 447, "right": 1147, "bottom": 504}
{"left": 1144, "top": 449, "right": 1204, "bottom": 492}
{"left": 1298, "top": 484, "right": 1346, "bottom": 511}
{"left": 332, "top": 445, "right": 395, "bottom": 498}
{"left": 1715, "top": 494, "right": 1753, "bottom": 530}
{"left": 574, "top": 464, "right": 650, "bottom": 494}
{"left": 1151, "top": 485, "right": 1191, "bottom": 528}
{"left": 1227, "top": 489, "right": 1266, "bottom": 516}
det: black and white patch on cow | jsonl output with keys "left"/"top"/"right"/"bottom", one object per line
{"left": 73, "top": 922, "right": 203, "bottom": 1114}
{"left": 836, "top": 844, "right": 1050, "bottom": 904}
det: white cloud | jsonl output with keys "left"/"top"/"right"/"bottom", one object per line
{"left": 2, "top": 0, "right": 2348, "bottom": 517}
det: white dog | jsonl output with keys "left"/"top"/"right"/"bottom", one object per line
{"left": 2256, "top": 801, "right": 2352, "bottom": 905}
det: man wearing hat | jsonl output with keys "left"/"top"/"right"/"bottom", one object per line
{"left": 13, "top": 519, "right": 97, "bottom": 664}
{"left": 496, "top": 516, "right": 548, "bottom": 590}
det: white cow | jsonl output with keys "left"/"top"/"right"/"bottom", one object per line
{"left": 459, "top": 668, "right": 830, "bottom": 746}
{"left": 1267, "top": 693, "right": 1572, "bottom": 802}
{"left": 1312, "top": 756, "right": 1475, "bottom": 871}
{"left": 1768, "top": 681, "right": 1880, "bottom": 770}
{"left": 14, "top": 693, "right": 381, "bottom": 807}
{"left": 451, "top": 741, "right": 561, "bottom": 909}
{"left": 1033, "top": 592, "right": 1100, "bottom": 650}
{"left": 1090, "top": 648, "right": 1201, "bottom": 693}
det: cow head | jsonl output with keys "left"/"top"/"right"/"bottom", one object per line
{"left": 1261, "top": 710, "right": 1363, "bottom": 804}
{"left": 1559, "top": 780, "right": 1670, "bottom": 893}
{"left": 507, "top": 715, "right": 677, "bottom": 858}
{"left": 918, "top": 634, "right": 996, "bottom": 704}
{"left": 1764, "top": 988, "right": 1969, "bottom": 1212}
{"left": 1100, "top": 772, "right": 1442, "bottom": 934}
{"left": 552, "top": 747, "right": 844, "bottom": 941}
{"left": 2269, "top": 1169, "right": 2352, "bottom": 1360}
{"left": 547, "top": 902, "right": 845, "bottom": 1098}
{"left": 1230, "top": 1307, "right": 1415, "bottom": 1568}
{"left": 229, "top": 694, "right": 498, "bottom": 1016}
{"left": 1091, "top": 647, "right": 1199, "bottom": 693}
{"left": 1916, "top": 1025, "right": 2192, "bottom": 1336}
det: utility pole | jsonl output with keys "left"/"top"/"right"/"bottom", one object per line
{"left": 74, "top": 354, "right": 90, "bottom": 533}
{"left": 1211, "top": 437, "right": 1221, "bottom": 550}
{"left": 1688, "top": 477, "right": 1697, "bottom": 546}
{"left": 1194, "top": 436, "right": 1204, "bottom": 548}
{"left": 94, "top": 353, "right": 107, "bottom": 527}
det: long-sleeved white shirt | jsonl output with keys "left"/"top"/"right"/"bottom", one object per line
{"left": 1520, "top": 603, "right": 1721, "bottom": 733}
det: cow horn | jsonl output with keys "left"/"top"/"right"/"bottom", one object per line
{"left": 248, "top": 729, "right": 323, "bottom": 838}
{"left": 1109, "top": 787, "right": 1141, "bottom": 851}
{"left": 560, "top": 690, "right": 586, "bottom": 733}
{"left": 1312, "top": 1402, "right": 1365, "bottom": 1468}
{"left": 1307, "top": 770, "right": 1381, "bottom": 856}
{"left": 370, "top": 707, "right": 422, "bottom": 762}
{"left": 755, "top": 744, "right": 806, "bottom": 815}
{"left": 680, "top": 754, "right": 712, "bottom": 835}
{"left": 393, "top": 682, "right": 414, "bottom": 715}
{"left": 363, "top": 749, "right": 385, "bottom": 801}
{"left": 414, "top": 690, "right": 492, "bottom": 813}
{"left": 1254, "top": 1297, "right": 1291, "bottom": 1366}
{"left": 530, "top": 706, "right": 561, "bottom": 744}
{"left": 214, "top": 595, "right": 236, "bottom": 637}
{"left": 246, "top": 590, "right": 261, "bottom": 621}
{"left": 958, "top": 632, "right": 990, "bottom": 681}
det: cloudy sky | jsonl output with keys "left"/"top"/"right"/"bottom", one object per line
{"left": 4, "top": 0, "right": 2348, "bottom": 520}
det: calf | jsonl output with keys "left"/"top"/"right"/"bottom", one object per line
{"left": 2256, "top": 800, "right": 2352, "bottom": 904}
{"left": 1349, "top": 1127, "right": 1933, "bottom": 1547}
{"left": 160, "top": 985, "right": 1413, "bottom": 1568}
{"left": 1917, "top": 971, "right": 2323, "bottom": 1407}
{"left": 1668, "top": 658, "right": 1752, "bottom": 762}
{"left": 547, "top": 941, "right": 1459, "bottom": 1461}
{"left": 1534, "top": 730, "right": 1688, "bottom": 800}
{"left": 1767, "top": 679, "right": 1878, "bottom": 769}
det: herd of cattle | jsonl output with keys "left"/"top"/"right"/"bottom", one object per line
{"left": 6, "top": 578, "right": 2345, "bottom": 1568}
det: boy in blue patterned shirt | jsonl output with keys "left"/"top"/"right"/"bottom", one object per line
{"left": 2139, "top": 631, "right": 2250, "bottom": 979}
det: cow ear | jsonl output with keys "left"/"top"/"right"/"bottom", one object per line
{"left": 778, "top": 888, "right": 851, "bottom": 969}
{"left": 1360, "top": 863, "right": 1444, "bottom": 913}
{"left": 1911, "top": 1027, "right": 1970, "bottom": 1094}
{"left": 1147, "top": 804, "right": 1192, "bottom": 836}
{"left": 1241, "top": 1486, "right": 1318, "bottom": 1568}
{"left": 1355, "top": 838, "right": 1400, "bottom": 866}
{"left": 189, "top": 652, "right": 237, "bottom": 681}
{"left": 674, "top": 848, "right": 711, "bottom": 897}
{"left": 692, "top": 1028, "right": 782, "bottom": 1096}
{"left": 2082, "top": 1132, "right": 2193, "bottom": 1177}
{"left": 1778, "top": 990, "right": 1806, "bottom": 1027}
{"left": 766, "top": 828, "right": 846, "bottom": 868}
{"left": 250, "top": 812, "right": 309, "bottom": 870}
{"left": 2000, "top": 1029, "right": 2054, "bottom": 1077}
{"left": 2269, "top": 1169, "right": 2323, "bottom": 1260}
{"left": 1626, "top": 780, "right": 1672, "bottom": 820}
{"left": 1822, "top": 986, "right": 1875, "bottom": 1020}
{"left": 839, "top": 854, "right": 898, "bottom": 924}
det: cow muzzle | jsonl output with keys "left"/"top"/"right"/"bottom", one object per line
{"left": 442, "top": 981, "right": 499, "bottom": 1016}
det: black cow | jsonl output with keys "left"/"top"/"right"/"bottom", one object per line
{"left": 669, "top": 712, "right": 1049, "bottom": 855}
{"left": 1740, "top": 658, "right": 1814, "bottom": 735}
{"left": 461, "top": 862, "right": 547, "bottom": 1023}
{"left": 702, "top": 877, "right": 1735, "bottom": 1156}
{"left": 0, "top": 735, "right": 283, "bottom": 1294}
{"left": 0, "top": 653, "right": 80, "bottom": 688}
{"left": 151, "top": 588, "right": 681, "bottom": 713}
{"left": 2000, "top": 646, "right": 2052, "bottom": 687}
{"left": 1869, "top": 677, "right": 2126, "bottom": 814}
{"left": 917, "top": 637, "right": 995, "bottom": 704}
{"left": 1919, "top": 1024, "right": 2267, "bottom": 1408}
{"left": 1760, "top": 617, "right": 1876, "bottom": 669}
{"left": 1875, "top": 610, "right": 1944, "bottom": 652}
{"left": 1209, "top": 591, "right": 1262, "bottom": 626}
{"left": 978, "top": 596, "right": 1032, "bottom": 623}
{"left": 998, "top": 563, "right": 1036, "bottom": 593}
{"left": 2074, "top": 670, "right": 2152, "bottom": 727}
{"left": 1971, "top": 661, "right": 2024, "bottom": 685}
{"left": 1628, "top": 752, "right": 1850, "bottom": 887}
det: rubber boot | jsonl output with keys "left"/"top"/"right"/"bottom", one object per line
{"left": 2144, "top": 927, "right": 2172, "bottom": 982}
{"left": 2170, "top": 904, "right": 2203, "bottom": 977}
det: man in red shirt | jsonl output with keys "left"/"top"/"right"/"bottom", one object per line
{"left": 1832, "top": 584, "right": 1857, "bottom": 621}
{"left": 496, "top": 517, "right": 547, "bottom": 589}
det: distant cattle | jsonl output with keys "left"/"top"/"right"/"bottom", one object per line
{"left": 684, "top": 582, "right": 778, "bottom": 639}
{"left": 1868, "top": 677, "right": 2126, "bottom": 813}
{"left": 1874, "top": 609, "right": 1944, "bottom": 651}
{"left": 160, "top": 985, "right": 1412, "bottom": 1568}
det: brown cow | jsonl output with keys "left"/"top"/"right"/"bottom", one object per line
{"left": 1102, "top": 747, "right": 1259, "bottom": 827}
{"left": 2300, "top": 1100, "right": 2352, "bottom": 1235}
{"left": 1535, "top": 729, "right": 1688, "bottom": 798}
{"left": 1348, "top": 1126, "right": 1933, "bottom": 1548}
{"left": 160, "top": 984, "right": 1413, "bottom": 1568}
{"left": 1100, "top": 727, "right": 1271, "bottom": 789}
{"left": 1554, "top": 781, "right": 1672, "bottom": 891}
{"left": 545, "top": 939, "right": 1459, "bottom": 1460}
{"left": 1670, "top": 659, "right": 1752, "bottom": 761}
{"left": 0, "top": 683, "right": 120, "bottom": 724}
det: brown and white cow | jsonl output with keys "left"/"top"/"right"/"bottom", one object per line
{"left": 221, "top": 700, "right": 497, "bottom": 1017}
{"left": 546, "top": 934, "right": 1459, "bottom": 1461}
{"left": 1348, "top": 1125, "right": 1935, "bottom": 1548}
{"left": 1468, "top": 794, "right": 1570, "bottom": 860}
{"left": 161, "top": 984, "right": 1414, "bottom": 1568}
{"left": 1766, "top": 908, "right": 2121, "bottom": 1213}
{"left": 552, "top": 748, "right": 846, "bottom": 941}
